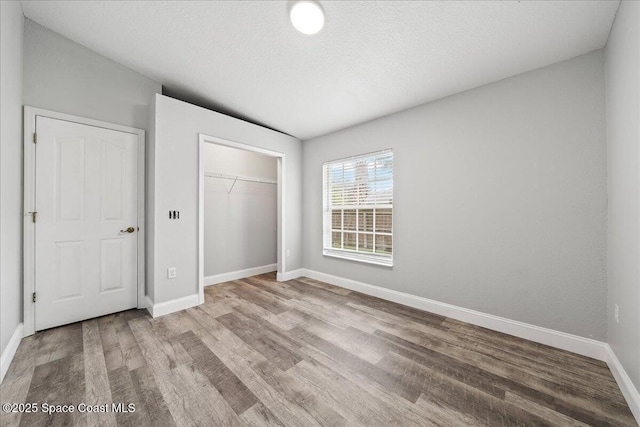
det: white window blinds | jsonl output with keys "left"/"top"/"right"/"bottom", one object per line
{"left": 322, "top": 149, "right": 393, "bottom": 267}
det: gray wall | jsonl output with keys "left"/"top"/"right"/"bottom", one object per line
{"left": 0, "top": 1, "right": 24, "bottom": 359}
{"left": 606, "top": 1, "right": 640, "bottom": 391}
{"left": 24, "top": 19, "right": 161, "bottom": 130}
{"left": 146, "top": 95, "right": 157, "bottom": 301}
{"left": 150, "top": 94, "right": 302, "bottom": 304}
{"left": 204, "top": 144, "right": 277, "bottom": 277}
{"left": 303, "top": 50, "right": 607, "bottom": 340}
{"left": 204, "top": 144, "right": 277, "bottom": 181}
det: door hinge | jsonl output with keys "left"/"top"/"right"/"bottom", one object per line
{"left": 31, "top": 211, "right": 37, "bottom": 223}
{"left": 32, "top": 292, "right": 36, "bottom": 303}
{"left": 33, "top": 133, "right": 37, "bottom": 144}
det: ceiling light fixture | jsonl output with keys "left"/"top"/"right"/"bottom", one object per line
{"left": 290, "top": 1, "right": 325, "bottom": 35}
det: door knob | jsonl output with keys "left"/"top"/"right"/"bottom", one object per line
{"left": 120, "top": 227, "right": 135, "bottom": 234}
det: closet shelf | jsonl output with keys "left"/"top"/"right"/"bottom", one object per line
{"left": 204, "top": 172, "right": 277, "bottom": 194}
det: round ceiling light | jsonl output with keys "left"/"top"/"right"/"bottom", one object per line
{"left": 290, "top": 1, "right": 325, "bottom": 35}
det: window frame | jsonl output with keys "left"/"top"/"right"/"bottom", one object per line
{"left": 322, "top": 149, "right": 394, "bottom": 267}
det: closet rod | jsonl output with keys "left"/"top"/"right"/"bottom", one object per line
{"left": 204, "top": 172, "right": 277, "bottom": 185}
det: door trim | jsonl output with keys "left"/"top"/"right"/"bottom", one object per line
{"left": 198, "top": 134, "right": 286, "bottom": 305}
{"left": 23, "top": 106, "right": 146, "bottom": 336}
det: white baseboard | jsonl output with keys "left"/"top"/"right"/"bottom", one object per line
{"left": 277, "top": 269, "right": 305, "bottom": 282}
{"left": 145, "top": 296, "right": 155, "bottom": 317}
{"left": 605, "top": 344, "right": 640, "bottom": 423}
{"left": 301, "top": 269, "right": 607, "bottom": 361}
{"left": 145, "top": 294, "right": 200, "bottom": 318}
{"left": 1, "top": 323, "right": 24, "bottom": 384}
{"left": 205, "top": 264, "right": 277, "bottom": 287}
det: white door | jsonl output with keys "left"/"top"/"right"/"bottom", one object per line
{"left": 35, "top": 116, "right": 139, "bottom": 331}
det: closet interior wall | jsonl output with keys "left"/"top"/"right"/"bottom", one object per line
{"left": 203, "top": 143, "right": 278, "bottom": 280}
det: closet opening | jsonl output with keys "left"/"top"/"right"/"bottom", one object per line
{"left": 197, "top": 134, "right": 285, "bottom": 303}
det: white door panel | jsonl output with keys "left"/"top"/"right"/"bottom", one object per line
{"left": 35, "top": 116, "right": 138, "bottom": 331}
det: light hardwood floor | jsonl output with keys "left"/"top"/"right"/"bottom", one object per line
{"left": 0, "top": 273, "right": 636, "bottom": 426}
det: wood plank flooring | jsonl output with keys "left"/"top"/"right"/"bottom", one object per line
{"left": 1, "top": 273, "right": 636, "bottom": 426}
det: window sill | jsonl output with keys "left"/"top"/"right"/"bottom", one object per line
{"left": 323, "top": 249, "right": 393, "bottom": 267}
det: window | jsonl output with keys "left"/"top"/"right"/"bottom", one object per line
{"left": 322, "top": 149, "right": 393, "bottom": 266}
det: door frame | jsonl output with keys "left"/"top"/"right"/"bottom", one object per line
{"left": 22, "top": 106, "right": 146, "bottom": 336}
{"left": 198, "top": 133, "right": 285, "bottom": 304}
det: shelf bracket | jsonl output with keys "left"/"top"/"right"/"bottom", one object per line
{"left": 228, "top": 176, "right": 238, "bottom": 195}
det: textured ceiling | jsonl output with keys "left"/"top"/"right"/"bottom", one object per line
{"left": 21, "top": 1, "right": 619, "bottom": 140}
